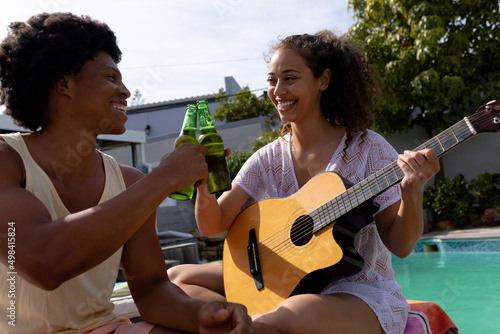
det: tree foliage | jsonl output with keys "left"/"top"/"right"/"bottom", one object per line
{"left": 214, "top": 86, "right": 281, "bottom": 178}
{"left": 348, "top": 0, "right": 500, "bottom": 138}
{"left": 130, "top": 89, "right": 145, "bottom": 106}
{"left": 227, "top": 129, "right": 281, "bottom": 179}
{"left": 423, "top": 174, "right": 476, "bottom": 226}
{"left": 250, "top": 128, "right": 282, "bottom": 152}
{"left": 213, "top": 86, "right": 279, "bottom": 126}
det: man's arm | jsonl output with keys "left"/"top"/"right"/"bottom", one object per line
{"left": 0, "top": 141, "right": 207, "bottom": 290}
{"left": 121, "top": 211, "right": 251, "bottom": 333}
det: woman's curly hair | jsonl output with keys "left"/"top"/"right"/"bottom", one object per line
{"left": 0, "top": 12, "right": 122, "bottom": 131}
{"left": 268, "top": 30, "right": 381, "bottom": 149}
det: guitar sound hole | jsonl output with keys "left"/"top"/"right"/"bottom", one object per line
{"left": 291, "top": 215, "right": 313, "bottom": 246}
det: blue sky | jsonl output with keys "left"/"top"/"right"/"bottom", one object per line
{"left": 0, "top": 0, "right": 355, "bottom": 105}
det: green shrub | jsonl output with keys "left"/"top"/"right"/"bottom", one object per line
{"left": 423, "top": 174, "right": 476, "bottom": 227}
{"left": 469, "top": 172, "right": 500, "bottom": 210}
{"left": 227, "top": 129, "right": 280, "bottom": 180}
{"left": 250, "top": 129, "right": 281, "bottom": 152}
{"left": 227, "top": 151, "right": 252, "bottom": 179}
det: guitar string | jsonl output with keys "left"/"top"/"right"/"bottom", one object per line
{"left": 253, "top": 120, "right": 474, "bottom": 259}
{"left": 250, "top": 118, "right": 491, "bottom": 260}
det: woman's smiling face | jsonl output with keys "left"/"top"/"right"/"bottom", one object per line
{"left": 267, "top": 48, "right": 329, "bottom": 124}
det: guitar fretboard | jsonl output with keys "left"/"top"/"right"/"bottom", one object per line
{"left": 312, "top": 117, "right": 477, "bottom": 232}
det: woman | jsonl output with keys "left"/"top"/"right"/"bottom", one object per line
{"left": 169, "top": 31, "right": 440, "bottom": 334}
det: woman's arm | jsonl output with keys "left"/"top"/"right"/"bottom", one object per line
{"left": 375, "top": 149, "right": 440, "bottom": 258}
{"left": 195, "top": 183, "right": 254, "bottom": 236}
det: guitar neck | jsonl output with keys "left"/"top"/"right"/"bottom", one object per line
{"left": 313, "top": 117, "right": 477, "bottom": 232}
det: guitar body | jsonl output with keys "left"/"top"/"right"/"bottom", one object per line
{"left": 223, "top": 172, "right": 378, "bottom": 316}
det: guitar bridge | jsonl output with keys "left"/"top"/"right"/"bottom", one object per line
{"left": 247, "top": 228, "right": 264, "bottom": 290}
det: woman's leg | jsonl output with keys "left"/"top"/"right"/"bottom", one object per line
{"left": 252, "top": 293, "right": 384, "bottom": 334}
{"left": 167, "top": 264, "right": 225, "bottom": 302}
{"left": 168, "top": 265, "right": 385, "bottom": 334}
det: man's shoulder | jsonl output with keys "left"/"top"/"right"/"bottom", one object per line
{"left": 117, "top": 163, "right": 144, "bottom": 187}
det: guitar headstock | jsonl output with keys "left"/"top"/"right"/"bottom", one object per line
{"left": 468, "top": 99, "right": 500, "bottom": 134}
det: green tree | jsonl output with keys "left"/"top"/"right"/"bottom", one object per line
{"left": 250, "top": 129, "right": 282, "bottom": 151}
{"left": 213, "top": 86, "right": 279, "bottom": 126}
{"left": 215, "top": 86, "right": 281, "bottom": 178}
{"left": 130, "top": 89, "right": 145, "bottom": 106}
{"left": 348, "top": 0, "right": 500, "bottom": 138}
{"left": 226, "top": 129, "right": 281, "bottom": 179}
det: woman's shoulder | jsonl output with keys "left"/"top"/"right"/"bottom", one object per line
{"left": 362, "top": 129, "right": 388, "bottom": 141}
{"left": 345, "top": 129, "right": 397, "bottom": 160}
{"left": 255, "top": 133, "right": 289, "bottom": 155}
{"left": 350, "top": 129, "right": 393, "bottom": 147}
{"left": 241, "top": 134, "right": 289, "bottom": 172}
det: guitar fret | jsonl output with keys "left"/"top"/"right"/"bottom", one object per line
{"left": 378, "top": 171, "right": 390, "bottom": 190}
{"left": 393, "top": 162, "right": 405, "bottom": 180}
{"left": 318, "top": 205, "right": 328, "bottom": 229}
{"left": 380, "top": 165, "right": 394, "bottom": 185}
{"left": 369, "top": 175, "right": 378, "bottom": 194}
{"left": 367, "top": 175, "right": 377, "bottom": 196}
{"left": 348, "top": 187, "right": 360, "bottom": 209}
{"left": 436, "top": 136, "right": 445, "bottom": 153}
{"left": 345, "top": 190, "right": 354, "bottom": 211}
{"left": 353, "top": 184, "right": 366, "bottom": 204}
{"left": 331, "top": 196, "right": 341, "bottom": 219}
{"left": 325, "top": 203, "right": 333, "bottom": 227}
{"left": 437, "top": 135, "right": 452, "bottom": 152}
{"left": 450, "top": 126, "right": 459, "bottom": 142}
{"left": 454, "top": 121, "right": 472, "bottom": 142}
{"left": 364, "top": 176, "right": 373, "bottom": 198}
{"left": 429, "top": 137, "right": 444, "bottom": 155}
{"left": 340, "top": 192, "right": 351, "bottom": 213}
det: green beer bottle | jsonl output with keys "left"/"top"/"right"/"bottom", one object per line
{"left": 197, "top": 99, "right": 231, "bottom": 194}
{"left": 169, "top": 104, "right": 198, "bottom": 200}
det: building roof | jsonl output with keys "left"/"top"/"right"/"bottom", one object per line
{"left": 126, "top": 76, "right": 244, "bottom": 114}
{"left": 126, "top": 94, "right": 217, "bottom": 114}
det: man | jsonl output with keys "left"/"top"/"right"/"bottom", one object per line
{"left": 0, "top": 12, "right": 250, "bottom": 333}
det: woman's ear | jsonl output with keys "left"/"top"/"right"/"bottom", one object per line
{"left": 320, "top": 69, "right": 331, "bottom": 91}
{"left": 53, "top": 75, "right": 71, "bottom": 95}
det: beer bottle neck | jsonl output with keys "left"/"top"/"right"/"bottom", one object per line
{"left": 181, "top": 128, "right": 197, "bottom": 137}
{"left": 180, "top": 105, "right": 197, "bottom": 137}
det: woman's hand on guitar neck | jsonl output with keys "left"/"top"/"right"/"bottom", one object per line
{"left": 397, "top": 148, "right": 440, "bottom": 197}
{"left": 377, "top": 148, "right": 440, "bottom": 258}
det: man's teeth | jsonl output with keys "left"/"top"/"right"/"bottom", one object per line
{"left": 114, "top": 104, "right": 127, "bottom": 112}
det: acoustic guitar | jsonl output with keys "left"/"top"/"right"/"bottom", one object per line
{"left": 223, "top": 100, "right": 500, "bottom": 316}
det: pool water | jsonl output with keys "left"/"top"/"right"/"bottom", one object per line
{"left": 392, "top": 252, "right": 500, "bottom": 333}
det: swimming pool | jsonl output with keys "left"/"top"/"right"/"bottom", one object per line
{"left": 393, "top": 250, "right": 500, "bottom": 333}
